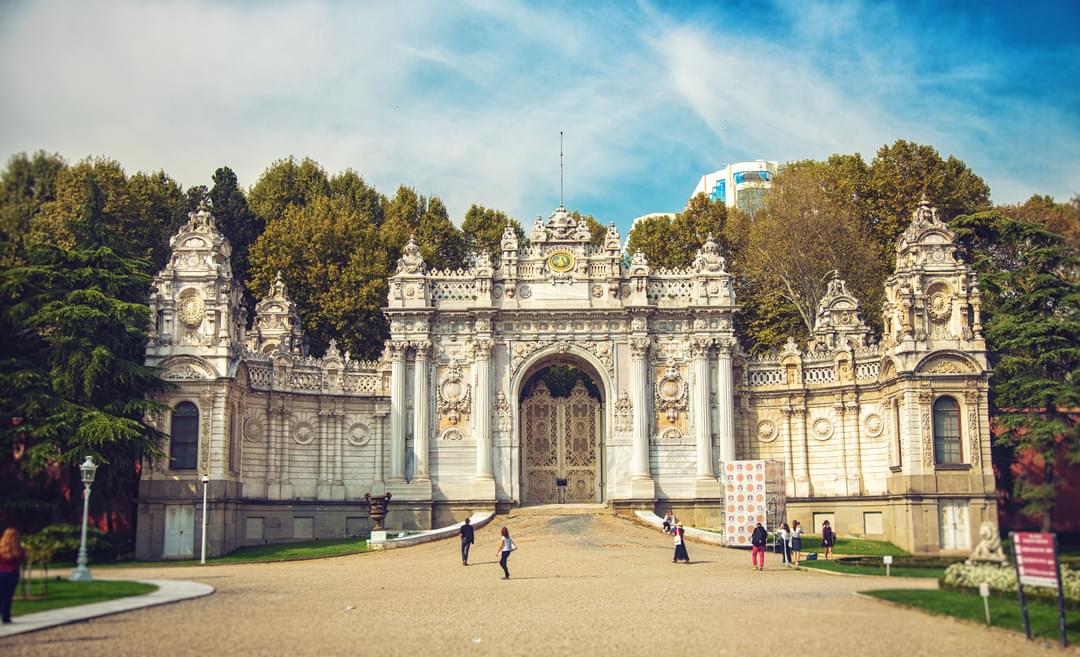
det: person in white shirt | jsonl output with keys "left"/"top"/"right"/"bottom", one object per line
{"left": 790, "top": 520, "right": 804, "bottom": 569}
{"left": 496, "top": 526, "right": 516, "bottom": 579}
{"left": 775, "top": 523, "right": 791, "bottom": 566}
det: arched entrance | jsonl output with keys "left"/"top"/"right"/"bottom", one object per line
{"left": 519, "top": 362, "right": 604, "bottom": 505}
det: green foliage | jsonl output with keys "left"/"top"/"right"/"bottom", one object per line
{"left": 380, "top": 186, "right": 466, "bottom": 271}
{"left": 249, "top": 195, "right": 390, "bottom": 359}
{"left": 951, "top": 211, "right": 1079, "bottom": 528}
{"left": 627, "top": 194, "right": 728, "bottom": 270}
{"left": 866, "top": 139, "right": 991, "bottom": 244}
{"left": 569, "top": 210, "right": 607, "bottom": 248}
{"left": 0, "top": 151, "right": 66, "bottom": 266}
{"left": 461, "top": 204, "right": 525, "bottom": 257}
{"left": 247, "top": 156, "right": 331, "bottom": 224}
{"left": 1002, "top": 193, "right": 1080, "bottom": 251}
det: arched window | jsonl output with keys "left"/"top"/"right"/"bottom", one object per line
{"left": 933, "top": 396, "right": 962, "bottom": 465}
{"left": 170, "top": 402, "right": 199, "bottom": 470}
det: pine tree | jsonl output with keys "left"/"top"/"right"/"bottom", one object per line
{"left": 952, "top": 211, "right": 1080, "bottom": 530}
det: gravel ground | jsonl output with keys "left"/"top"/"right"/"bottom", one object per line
{"left": 1, "top": 513, "right": 1052, "bottom": 657}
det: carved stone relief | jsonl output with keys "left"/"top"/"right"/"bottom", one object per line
{"left": 919, "top": 391, "right": 933, "bottom": 467}
{"left": 654, "top": 359, "right": 688, "bottom": 422}
{"left": 495, "top": 391, "right": 512, "bottom": 433}
{"left": 437, "top": 359, "right": 472, "bottom": 425}
{"left": 811, "top": 417, "right": 834, "bottom": 441}
{"left": 613, "top": 391, "right": 633, "bottom": 432}
{"left": 756, "top": 419, "right": 778, "bottom": 443}
{"left": 346, "top": 422, "right": 371, "bottom": 447}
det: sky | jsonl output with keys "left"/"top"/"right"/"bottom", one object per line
{"left": 1, "top": 0, "right": 1078, "bottom": 235}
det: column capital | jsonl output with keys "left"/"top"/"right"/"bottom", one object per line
{"left": 388, "top": 340, "right": 409, "bottom": 360}
{"left": 469, "top": 338, "right": 494, "bottom": 361}
{"left": 411, "top": 340, "right": 432, "bottom": 359}
{"left": 629, "top": 336, "right": 652, "bottom": 360}
{"left": 689, "top": 337, "right": 713, "bottom": 360}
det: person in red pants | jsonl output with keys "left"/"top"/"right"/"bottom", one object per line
{"left": 751, "top": 522, "right": 768, "bottom": 571}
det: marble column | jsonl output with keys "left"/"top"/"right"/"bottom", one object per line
{"left": 412, "top": 343, "right": 431, "bottom": 480}
{"left": 389, "top": 342, "right": 407, "bottom": 482}
{"left": 473, "top": 339, "right": 494, "bottom": 480}
{"left": 629, "top": 337, "right": 652, "bottom": 481}
{"left": 716, "top": 341, "right": 735, "bottom": 463}
{"left": 691, "top": 339, "right": 714, "bottom": 479}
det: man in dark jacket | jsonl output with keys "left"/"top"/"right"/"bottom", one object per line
{"left": 459, "top": 517, "right": 475, "bottom": 565}
{"left": 751, "top": 523, "right": 768, "bottom": 571}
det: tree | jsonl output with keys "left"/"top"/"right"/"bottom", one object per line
{"left": 569, "top": 211, "right": 607, "bottom": 249}
{"left": 0, "top": 151, "right": 67, "bottom": 266}
{"left": 126, "top": 170, "right": 188, "bottom": 271}
{"left": 381, "top": 186, "right": 466, "bottom": 271}
{"left": 247, "top": 157, "right": 331, "bottom": 224}
{"left": 207, "top": 167, "right": 263, "bottom": 307}
{"left": 867, "top": 139, "right": 990, "bottom": 244}
{"left": 951, "top": 211, "right": 1080, "bottom": 531}
{"left": 627, "top": 195, "right": 729, "bottom": 270}
{"left": 461, "top": 204, "right": 525, "bottom": 258}
{"left": 249, "top": 195, "right": 390, "bottom": 359}
{"left": 30, "top": 157, "right": 131, "bottom": 253}
{"left": 741, "top": 160, "right": 886, "bottom": 340}
{"left": 1002, "top": 194, "right": 1080, "bottom": 251}
{"left": 0, "top": 185, "right": 167, "bottom": 528}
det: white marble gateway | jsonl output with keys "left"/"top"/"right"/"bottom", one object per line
{"left": 136, "top": 200, "right": 996, "bottom": 558}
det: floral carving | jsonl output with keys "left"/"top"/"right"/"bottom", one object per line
{"left": 495, "top": 391, "right": 512, "bottom": 433}
{"left": 811, "top": 417, "right": 834, "bottom": 440}
{"left": 437, "top": 359, "right": 472, "bottom": 425}
{"left": 756, "top": 420, "right": 777, "bottom": 443}
{"left": 654, "top": 359, "right": 688, "bottom": 423}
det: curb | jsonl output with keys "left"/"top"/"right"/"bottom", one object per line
{"left": 0, "top": 579, "right": 215, "bottom": 639}
{"left": 368, "top": 511, "right": 495, "bottom": 550}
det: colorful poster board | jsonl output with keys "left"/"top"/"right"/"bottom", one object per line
{"left": 1014, "top": 532, "right": 1059, "bottom": 588}
{"left": 722, "top": 459, "right": 785, "bottom": 546}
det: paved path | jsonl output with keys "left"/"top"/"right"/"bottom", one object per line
{"left": 0, "top": 513, "right": 1049, "bottom": 656}
{"left": 0, "top": 579, "right": 214, "bottom": 638}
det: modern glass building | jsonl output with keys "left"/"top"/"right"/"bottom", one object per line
{"left": 691, "top": 160, "right": 778, "bottom": 212}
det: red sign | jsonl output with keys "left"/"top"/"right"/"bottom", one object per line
{"left": 1014, "top": 532, "right": 1059, "bottom": 588}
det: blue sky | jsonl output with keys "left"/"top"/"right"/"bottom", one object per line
{"left": 1, "top": 0, "right": 1078, "bottom": 236}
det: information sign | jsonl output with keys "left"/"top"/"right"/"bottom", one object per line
{"left": 1014, "top": 532, "right": 1059, "bottom": 588}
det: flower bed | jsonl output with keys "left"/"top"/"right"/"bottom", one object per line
{"left": 941, "top": 561, "right": 1080, "bottom": 608}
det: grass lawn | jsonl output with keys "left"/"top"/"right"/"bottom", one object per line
{"left": 802, "top": 559, "right": 944, "bottom": 578}
{"left": 798, "top": 534, "right": 909, "bottom": 556}
{"left": 12, "top": 579, "right": 157, "bottom": 617}
{"left": 80, "top": 538, "right": 369, "bottom": 568}
{"left": 866, "top": 589, "right": 1079, "bottom": 644}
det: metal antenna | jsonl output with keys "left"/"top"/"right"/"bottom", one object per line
{"left": 560, "top": 131, "right": 564, "bottom": 208}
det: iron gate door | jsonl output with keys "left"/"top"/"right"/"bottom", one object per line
{"left": 522, "top": 381, "right": 600, "bottom": 504}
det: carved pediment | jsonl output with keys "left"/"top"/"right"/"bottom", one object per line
{"left": 918, "top": 354, "right": 977, "bottom": 374}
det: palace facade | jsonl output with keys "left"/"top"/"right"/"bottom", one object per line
{"left": 135, "top": 200, "right": 995, "bottom": 558}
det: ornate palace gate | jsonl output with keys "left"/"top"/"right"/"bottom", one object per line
{"left": 522, "top": 380, "right": 602, "bottom": 504}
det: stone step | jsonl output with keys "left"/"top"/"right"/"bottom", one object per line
{"left": 508, "top": 503, "right": 614, "bottom": 517}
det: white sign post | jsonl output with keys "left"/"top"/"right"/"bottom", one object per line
{"left": 979, "top": 582, "right": 991, "bottom": 624}
{"left": 883, "top": 555, "right": 893, "bottom": 577}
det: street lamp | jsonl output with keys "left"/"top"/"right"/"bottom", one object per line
{"left": 69, "top": 456, "right": 98, "bottom": 582}
{"left": 200, "top": 473, "right": 209, "bottom": 564}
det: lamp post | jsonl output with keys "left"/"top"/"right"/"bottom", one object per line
{"left": 69, "top": 456, "right": 98, "bottom": 582}
{"left": 200, "top": 473, "right": 209, "bottom": 564}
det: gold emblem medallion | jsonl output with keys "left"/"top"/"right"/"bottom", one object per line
{"left": 547, "top": 250, "right": 575, "bottom": 273}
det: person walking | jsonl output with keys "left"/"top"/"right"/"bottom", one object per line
{"left": 496, "top": 527, "right": 516, "bottom": 579}
{"left": 459, "top": 517, "right": 475, "bottom": 566}
{"left": 775, "top": 523, "right": 791, "bottom": 566}
{"left": 0, "top": 528, "right": 24, "bottom": 624}
{"left": 751, "top": 522, "right": 768, "bottom": 571}
{"left": 790, "top": 520, "right": 804, "bottom": 569}
{"left": 821, "top": 520, "right": 836, "bottom": 560}
{"left": 672, "top": 523, "right": 690, "bottom": 564}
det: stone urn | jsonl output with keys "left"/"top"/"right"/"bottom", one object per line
{"left": 364, "top": 491, "right": 392, "bottom": 530}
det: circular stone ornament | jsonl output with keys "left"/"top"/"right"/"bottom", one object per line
{"left": 756, "top": 420, "right": 778, "bottom": 443}
{"left": 178, "top": 295, "right": 205, "bottom": 328}
{"left": 812, "top": 418, "right": 834, "bottom": 440}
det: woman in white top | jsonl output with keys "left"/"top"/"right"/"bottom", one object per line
{"left": 775, "top": 523, "right": 791, "bottom": 566}
{"left": 790, "top": 520, "right": 804, "bottom": 569}
{"left": 496, "top": 526, "right": 516, "bottom": 579}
